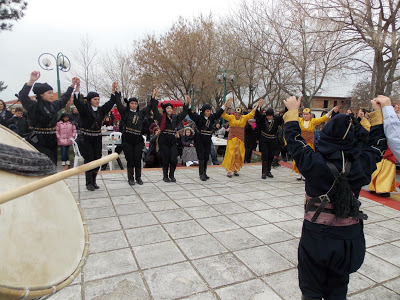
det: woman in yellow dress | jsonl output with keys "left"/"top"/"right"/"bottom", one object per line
{"left": 222, "top": 98, "right": 263, "bottom": 177}
{"left": 293, "top": 106, "right": 338, "bottom": 180}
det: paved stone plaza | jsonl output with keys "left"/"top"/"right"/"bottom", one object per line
{"left": 51, "top": 164, "right": 400, "bottom": 300}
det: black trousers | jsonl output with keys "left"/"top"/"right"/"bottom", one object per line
{"left": 160, "top": 142, "right": 178, "bottom": 170}
{"left": 79, "top": 135, "right": 102, "bottom": 173}
{"left": 298, "top": 220, "right": 366, "bottom": 300}
{"left": 122, "top": 141, "right": 143, "bottom": 169}
{"left": 259, "top": 137, "right": 278, "bottom": 162}
{"left": 30, "top": 133, "right": 58, "bottom": 165}
{"left": 195, "top": 135, "right": 211, "bottom": 162}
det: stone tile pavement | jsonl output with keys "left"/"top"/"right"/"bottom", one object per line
{"left": 51, "top": 164, "right": 400, "bottom": 300}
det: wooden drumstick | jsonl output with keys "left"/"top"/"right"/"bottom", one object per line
{"left": 0, "top": 153, "right": 119, "bottom": 205}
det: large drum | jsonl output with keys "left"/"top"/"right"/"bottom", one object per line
{"left": 0, "top": 125, "right": 89, "bottom": 299}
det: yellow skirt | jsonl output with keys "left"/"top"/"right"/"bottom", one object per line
{"left": 222, "top": 137, "right": 245, "bottom": 172}
{"left": 368, "top": 159, "right": 396, "bottom": 193}
{"left": 292, "top": 142, "right": 315, "bottom": 173}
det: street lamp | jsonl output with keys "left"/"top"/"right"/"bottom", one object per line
{"left": 189, "top": 84, "right": 195, "bottom": 108}
{"left": 215, "top": 69, "right": 238, "bottom": 104}
{"left": 38, "top": 52, "right": 71, "bottom": 101}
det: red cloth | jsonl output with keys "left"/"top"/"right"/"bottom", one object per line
{"left": 383, "top": 148, "right": 396, "bottom": 164}
{"left": 160, "top": 113, "right": 167, "bottom": 131}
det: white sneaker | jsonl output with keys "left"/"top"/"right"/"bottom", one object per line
{"left": 66, "top": 161, "right": 70, "bottom": 166}
{"left": 186, "top": 161, "right": 193, "bottom": 167}
{"left": 61, "top": 161, "right": 65, "bottom": 166}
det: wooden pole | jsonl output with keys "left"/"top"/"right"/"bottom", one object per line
{"left": 0, "top": 153, "right": 118, "bottom": 205}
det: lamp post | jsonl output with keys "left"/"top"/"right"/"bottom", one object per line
{"left": 38, "top": 52, "right": 71, "bottom": 101}
{"left": 215, "top": 69, "right": 238, "bottom": 104}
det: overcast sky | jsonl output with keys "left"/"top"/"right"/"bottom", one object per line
{"left": 0, "top": 0, "right": 355, "bottom": 102}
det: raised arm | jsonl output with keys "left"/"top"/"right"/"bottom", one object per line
{"left": 18, "top": 71, "right": 40, "bottom": 111}
{"left": 184, "top": 95, "right": 201, "bottom": 124}
{"left": 151, "top": 88, "right": 162, "bottom": 122}
{"left": 176, "top": 104, "right": 189, "bottom": 123}
{"left": 359, "top": 98, "right": 387, "bottom": 178}
{"left": 100, "top": 82, "right": 118, "bottom": 115}
{"left": 52, "top": 77, "right": 77, "bottom": 111}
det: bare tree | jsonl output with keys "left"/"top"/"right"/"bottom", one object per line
{"left": 71, "top": 35, "right": 102, "bottom": 95}
{"left": 230, "top": 0, "right": 354, "bottom": 108}
{"left": 99, "top": 48, "right": 137, "bottom": 101}
{"left": 316, "top": 0, "right": 400, "bottom": 97}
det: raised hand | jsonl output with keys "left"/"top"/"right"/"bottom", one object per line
{"left": 152, "top": 88, "right": 160, "bottom": 99}
{"left": 375, "top": 95, "right": 391, "bottom": 108}
{"left": 184, "top": 95, "right": 191, "bottom": 105}
{"left": 358, "top": 110, "right": 365, "bottom": 119}
{"left": 283, "top": 96, "right": 301, "bottom": 110}
{"left": 112, "top": 81, "right": 119, "bottom": 93}
{"left": 75, "top": 78, "right": 81, "bottom": 93}
{"left": 258, "top": 98, "right": 264, "bottom": 107}
{"left": 333, "top": 106, "right": 339, "bottom": 113}
{"left": 225, "top": 98, "right": 232, "bottom": 108}
{"left": 28, "top": 71, "right": 40, "bottom": 85}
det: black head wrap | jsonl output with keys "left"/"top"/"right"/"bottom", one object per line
{"left": 265, "top": 108, "right": 274, "bottom": 116}
{"left": 124, "top": 97, "right": 140, "bottom": 110}
{"left": 87, "top": 92, "right": 100, "bottom": 101}
{"left": 318, "top": 114, "right": 360, "bottom": 160}
{"left": 201, "top": 104, "right": 211, "bottom": 112}
{"left": 32, "top": 83, "right": 53, "bottom": 95}
{"left": 161, "top": 103, "right": 173, "bottom": 112}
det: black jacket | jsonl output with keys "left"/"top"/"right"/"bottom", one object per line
{"left": 6, "top": 116, "right": 29, "bottom": 137}
{"left": 151, "top": 99, "right": 188, "bottom": 146}
{"left": 284, "top": 112, "right": 387, "bottom": 200}
{"left": 115, "top": 93, "right": 151, "bottom": 144}
{"left": 188, "top": 107, "right": 224, "bottom": 143}
{"left": 73, "top": 93, "right": 116, "bottom": 136}
{"left": 18, "top": 84, "right": 73, "bottom": 129}
{"left": 255, "top": 109, "right": 284, "bottom": 138}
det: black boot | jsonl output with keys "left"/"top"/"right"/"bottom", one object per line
{"left": 199, "top": 160, "right": 207, "bottom": 181}
{"left": 127, "top": 168, "right": 135, "bottom": 185}
{"left": 271, "top": 157, "right": 280, "bottom": 168}
{"left": 135, "top": 167, "right": 143, "bottom": 185}
{"left": 92, "top": 170, "right": 100, "bottom": 189}
{"left": 261, "top": 160, "right": 267, "bottom": 179}
{"left": 163, "top": 166, "right": 170, "bottom": 182}
{"left": 266, "top": 161, "right": 274, "bottom": 178}
{"left": 204, "top": 161, "right": 210, "bottom": 180}
{"left": 169, "top": 166, "right": 176, "bottom": 182}
{"left": 85, "top": 171, "right": 95, "bottom": 191}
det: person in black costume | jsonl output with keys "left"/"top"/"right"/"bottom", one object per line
{"left": 73, "top": 79, "right": 116, "bottom": 191}
{"left": 18, "top": 71, "right": 77, "bottom": 164}
{"left": 115, "top": 84, "right": 153, "bottom": 185}
{"left": 283, "top": 96, "right": 387, "bottom": 300}
{"left": 244, "top": 118, "right": 258, "bottom": 163}
{"left": 255, "top": 103, "right": 283, "bottom": 179}
{"left": 151, "top": 91, "right": 189, "bottom": 182}
{"left": 186, "top": 95, "right": 227, "bottom": 181}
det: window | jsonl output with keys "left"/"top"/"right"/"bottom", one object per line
{"left": 323, "top": 100, "right": 329, "bottom": 108}
{"left": 334, "top": 100, "right": 338, "bottom": 106}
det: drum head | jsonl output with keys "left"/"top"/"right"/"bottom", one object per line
{"left": 0, "top": 126, "right": 86, "bottom": 297}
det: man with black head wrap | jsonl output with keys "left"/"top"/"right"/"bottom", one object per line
{"left": 18, "top": 71, "right": 77, "bottom": 164}
{"left": 73, "top": 80, "right": 117, "bottom": 191}
{"left": 283, "top": 96, "right": 387, "bottom": 300}
{"left": 115, "top": 86, "right": 153, "bottom": 186}
{"left": 255, "top": 105, "right": 284, "bottom": 179}
{"left": 186, "top": 96, "right": 226, "bottom": 181}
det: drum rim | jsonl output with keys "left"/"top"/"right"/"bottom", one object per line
{"left": 0, "top": 125, "right": 90, "bottom": 299}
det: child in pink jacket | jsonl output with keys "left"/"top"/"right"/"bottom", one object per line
{"left": 56, "top": 113, "right": 77, "bottom": 166}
